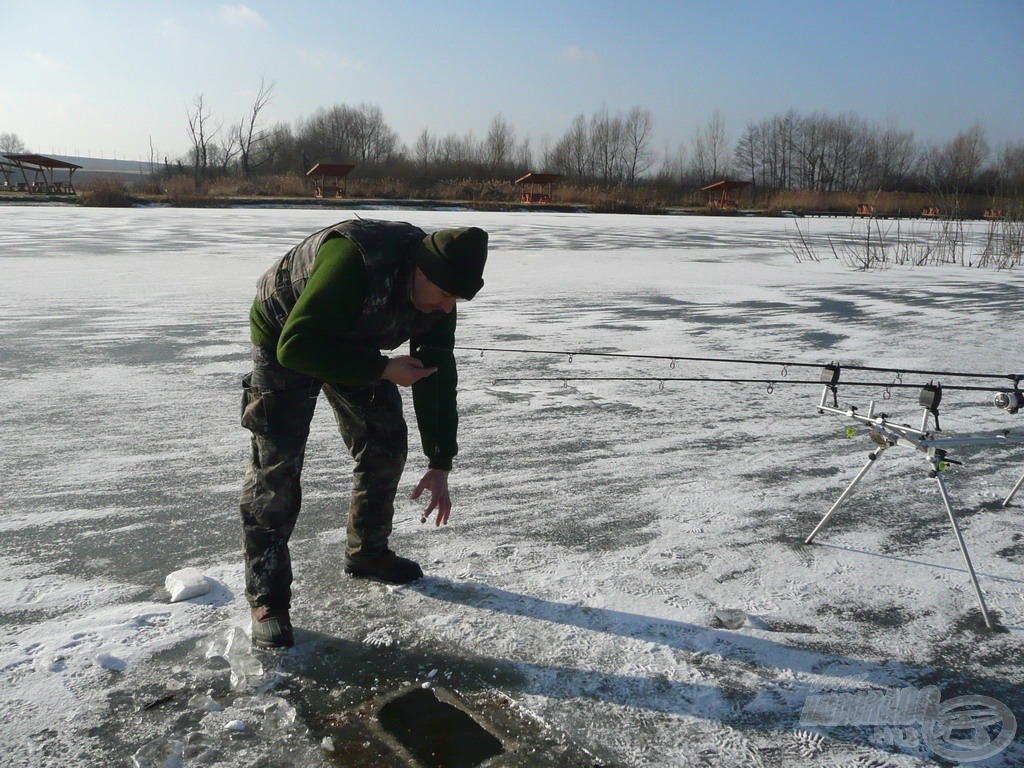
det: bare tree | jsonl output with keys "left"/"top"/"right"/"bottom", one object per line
{"left": 236, "top": 77, "right": 277, "bottom": 179}
{"left": 484, "top": 113, "right": 516, "bottom": 174}
{"left": 868, "top": 121, "right": 918, "bottom": 190}
{"left": 622, "top": 106, "right": 655, "bottom": 185}
{"left": 514, "top": 136, "right": 533, "bottom": 173}
{"left": 659, "top": 140, "right": 690, "bottom": 186}
{"left": 550, "top": 113, "right": 593, "bottom": 179}
{"left": 297, "top": 105, "right": 351, "bottom": 163}
{"left": 734, "top": 121, "right": 761, "bottom": 191}
{"left": 818, "top": 113, "right": 867, "bottom": 192}
{"left": 0, "top": 132, "right": 26, "bottom": 153}
{"left": 995, "top": 141, "right": 1024, "bottom": 197}
{"left": 435, "top": 131, "right": 479, "bottom": 176}
{"left": 743, "top": 111, "right": 913, "bottom": 193}
{"left": 266, "top": 122, "right": 300, "bottom": 174}
{"left": 691, "top": 110, "right": 731, "bottom": 185}
{"left": 790, "top": 112, "right": 827, "bottom": 190}
{"left": 215, "top": 130, "right": 242, "bottom": 175}
{"left": 590, "top": 106, "right": 626, "bottom": 184}
{"left": 414, "top": 129, "right": 437, "bottom": 168}
{"left": 350, "top": 103, "right": 399, "bottom": 166}
{"left": 926, "top": 124, "right": 989, "bottom": 195}
{"left": 186, "top": 94, "right": 220, "bottom": 186}
{"left": 297, "top": 103, "right": 398, "bottom": 172}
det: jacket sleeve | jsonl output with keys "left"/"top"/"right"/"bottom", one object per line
{"left": 411, "top": 308, "right": 458, "bottom": 470}
{"left": 276, "top": 238, "right": 389, "bottom": 384}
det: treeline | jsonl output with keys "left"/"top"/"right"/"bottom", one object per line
{"left": 168, "top": 82, "right": 1021, "bottom": 198}
{"left": 730, "top": 112, "right": 1020, "bottom": 197}
{"left": 6, "top": 81, "right": 1021, "bottom": 199}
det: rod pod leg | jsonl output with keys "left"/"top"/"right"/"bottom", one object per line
{"left": 805, "top": 446, "right": 886, "bottom": 545}
{"left": 1002, "top": 469, "right": 1024, "bottom": 508}
{"left": 930, "top": 457, "right": 994, "bottom": 630}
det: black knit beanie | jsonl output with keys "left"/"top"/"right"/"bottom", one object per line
{"left": 413, "top": 227, "right": 488, "bottom": 300}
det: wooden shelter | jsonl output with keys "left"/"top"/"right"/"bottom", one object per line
{"left": 515, "top": 172, "right": 561, "bottom": 204}
{"left": 306, "top": 162, "right": 355, "bottom": 198}
{"left": 701, "top": 180, "right": 750, "bottom": 210}
{"left": 921, "top": 206, "right": 941, "bottom": 218}
{"left": 0, "top": 158, "right": 17, "bottom": 188}
{"left": 2, "top": 153, "right": 82, "bottom": 194}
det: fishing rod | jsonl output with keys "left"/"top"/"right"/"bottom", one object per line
{"left": 489, "top": 376, "right": 1021, "bottom": 398}
{"left": 418, "top": 344, "right": 1024, "bottom": 408}
{"left": 425, "top": 344, "right": 1024, "bottom": 384}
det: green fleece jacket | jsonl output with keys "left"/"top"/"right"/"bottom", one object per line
{"left": 249, "top": 237, "right": 459, "bottom": 470}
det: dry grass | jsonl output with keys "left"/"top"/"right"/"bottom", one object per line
{"left": 124, "top": 173, "right": 697, "bottom": 212}
{"left": 765, "top": 190, "right": 1017, "bottom": 220}
{"left": 102, "top": 172, "right": 1021, "bottom": 221}
{"left": 76, "top": 179, "right": 135, "bottom": 207}
{"left": 787, "top": 204, "right": 1024, "bottom": 271}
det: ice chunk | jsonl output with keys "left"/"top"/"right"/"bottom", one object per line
{"left": 183, "top": 732, "right": 219, "bottom": 764}
{"left": 258, "top": 698, "right": 299, "bottom": 736}
{"left": 203, "top": 626, "right": 264, "bottom": 689}
{"left": 713, "top": 608, "right": 747, "bottom": 630}
{"left": 165, "top": 568, "right": 211, "bottom": 603}
{"left": 187, "top": 692, "right": 223, "bottom": 712}
{"left": 131, "top": 737, "right": 184, "bottom": 767}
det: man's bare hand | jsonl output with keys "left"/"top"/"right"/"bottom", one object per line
{"left": 381, "top": 356, "right": 437, "bottom": 387}
{"left": 412, "top": 469, "right": 452, "bottom": 526}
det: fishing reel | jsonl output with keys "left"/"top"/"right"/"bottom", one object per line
{"left": 994, "top": 390, "right": 1023, "bottom": 414}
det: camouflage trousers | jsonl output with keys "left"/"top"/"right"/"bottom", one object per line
{"left": 239, "top": 345, "right": 408, "bottom": 609}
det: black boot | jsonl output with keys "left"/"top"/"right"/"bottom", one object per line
{"left": 345, "top": 550, "right": 423, "bottom": 584}
{"left": 251, "top": 605, "right": 294, "bottom": 649}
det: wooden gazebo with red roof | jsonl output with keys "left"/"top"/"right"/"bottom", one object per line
{"left": 701, "top": 180, "right": 750, "bottom": 210}
{"left": 515, "top": 172, "right": 561, "bottom": 204}
{"left": 306, "top": 162, "right": 356, "bottom": 198}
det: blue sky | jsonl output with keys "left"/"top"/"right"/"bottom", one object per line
{"left": 2, "top": 0, "right": 1022, "bottom": 163}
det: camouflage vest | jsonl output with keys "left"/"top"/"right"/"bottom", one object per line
{"left": 256, "top": 219, "right": 438, "bottom": 350}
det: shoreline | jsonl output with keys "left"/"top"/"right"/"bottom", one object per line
{"left": 0, "top": 192, "right": 712, "bottom": 216}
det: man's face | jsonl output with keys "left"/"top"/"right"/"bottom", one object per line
{"left": 411, "top": 267, "right": 459, "bottom": 314}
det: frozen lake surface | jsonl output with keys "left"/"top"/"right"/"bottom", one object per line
{"left": 1, "top": 206, "right": 1022, "bottom": 766}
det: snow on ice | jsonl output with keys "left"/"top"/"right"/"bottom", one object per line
{"left": 1, "top": 205, "right": 1022, "bottom": 766}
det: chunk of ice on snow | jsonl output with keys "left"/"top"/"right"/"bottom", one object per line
{"left": 131, "top": 737, "right": 184, "bottom": 767}
{"left": 713, "top": 608, "right": 747, "bottom": 630}
{"left": 165, "top": 568, "right": 211, "bottom": 602}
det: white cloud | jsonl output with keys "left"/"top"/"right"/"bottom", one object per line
{"left": 160, "top": 17, "right": 185, "bottom": 40}
{"left": 219, "top": 5, "right": 267, "bottom": 27}
{"left": 297, "top": 50, "right": 366, "bottom": 73}
{"left": 560, "top": 46, "right": 600, "bottom": 65}
{"left": 27, "top": 52, "right": 60, "bottom": 69}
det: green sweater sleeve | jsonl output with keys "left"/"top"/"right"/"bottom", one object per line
{"left": 412, "top": 308, "right": 458, "bottom": 471}
{"left": 275, "top": 238, "right": 389, "bottom": 384}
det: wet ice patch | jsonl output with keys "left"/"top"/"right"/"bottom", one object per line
{"left": 96, "top": 652, "right": 127, "bottom": 672}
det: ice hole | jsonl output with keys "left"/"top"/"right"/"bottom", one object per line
{"left": 376, "top": 687, "right": 504, "bottom": 768}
